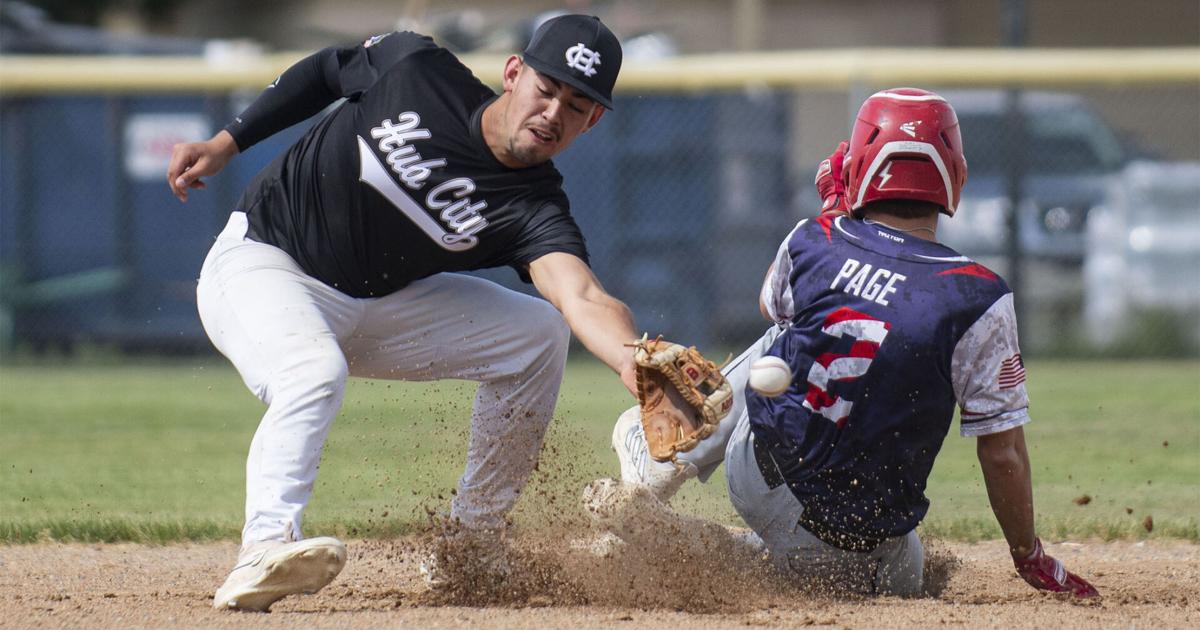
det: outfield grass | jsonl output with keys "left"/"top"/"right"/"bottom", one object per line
{"left": 1, "top": 358, "right": 1196, "bottom": 543}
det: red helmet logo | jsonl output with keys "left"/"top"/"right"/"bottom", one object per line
{"left": 844, "top": 88, "right": 968, "bottom": 216}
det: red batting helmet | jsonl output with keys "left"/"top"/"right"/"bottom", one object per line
{"left": 844, "top": 88, "right": 968, "bottom": 216}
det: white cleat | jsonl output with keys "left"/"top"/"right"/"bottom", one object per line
{"left": 213, "top": 536, "right": 347, "bottom": 612}
{"left": 418, "top": 552, "right": 446, "bottom": 589}
{"left": 581, "top": 477, "right": 666, "bottom": 536}
{"left": 612, "top": 407, "right": 698, "bottom": 502}
{"left": 420, "top": 526, "right": 510, "bottom": 590}
{"left": 583, "top": 478, "right": 767, "bottom": 564}
{"left": 728, "top": 528, "right": 769, "bottom": 559}
{"left": 567, "top": 531, "right": 626, "bottom": 557}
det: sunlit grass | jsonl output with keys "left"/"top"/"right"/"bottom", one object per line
{"left": 2, "top": 359, "right": 1196, "bottom": 543}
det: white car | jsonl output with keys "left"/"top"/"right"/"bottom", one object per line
{"left": 1084, "top": 160, "right": 1200, "bottom": 348}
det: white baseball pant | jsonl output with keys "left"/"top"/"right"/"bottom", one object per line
{"left": 197, "top": 212, "right": 569, "bottom": 544}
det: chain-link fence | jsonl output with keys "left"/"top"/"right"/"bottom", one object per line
{"left": 1, "top": 51, "right": 1198, "bottom": 357}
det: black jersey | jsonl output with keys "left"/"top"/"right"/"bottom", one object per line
{"left": 225, "top": 32, "right": 588, "bottom": 298}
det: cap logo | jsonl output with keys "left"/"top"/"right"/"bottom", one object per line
{"left": 564, "top": 43, "right": 601, "bottom": 77}
{"left": 900, "top": 121, "right": 921, "bottom": 137}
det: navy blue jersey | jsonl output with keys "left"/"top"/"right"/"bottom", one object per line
{"left": 750, "top": 214, "right": 1030, "bottom": 542}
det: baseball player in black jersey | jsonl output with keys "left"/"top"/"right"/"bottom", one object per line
{"left": 168, "top": 15, "right": 639, "bottom": 611}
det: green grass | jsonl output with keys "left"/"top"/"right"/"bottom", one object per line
{"left": 1, "top": 358, "right": 1197, "bottom": 544}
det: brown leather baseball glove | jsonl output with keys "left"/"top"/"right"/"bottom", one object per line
{"left": 629, "top": 335, "right": 734, "bottom": 462}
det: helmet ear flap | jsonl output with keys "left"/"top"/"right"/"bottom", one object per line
{"left": 841, "top": 148, "right": 853, "bottom": 188}
{"left": 845, "top": 153, "right": 862, "bottom": 218}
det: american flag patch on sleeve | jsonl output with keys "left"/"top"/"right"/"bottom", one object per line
{"left": 998, "top": 353, "right": 1026, "bottom": 389}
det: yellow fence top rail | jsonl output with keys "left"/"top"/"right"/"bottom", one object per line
{"left": 1, "top": 47, "right": 1197, "bottom": 95}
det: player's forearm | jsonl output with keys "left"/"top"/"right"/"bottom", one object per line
{"left": 977, "top": 429, "right": 1037, "bottom": 559}
{"left": 561, "top": 293, "right": 638, "bottom": 393}
{"left": 224, "top": 48, "right": 343, "bottom": 151}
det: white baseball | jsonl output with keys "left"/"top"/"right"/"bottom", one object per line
{"left": 749, "top": 356, "right": 793, "bottom": 398}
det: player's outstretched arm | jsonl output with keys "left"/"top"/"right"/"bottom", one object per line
{"left": 977, "top": 426, "right": 1099, "bottom": 598}
{"left": 529, "top": 252, "right": 638, "bottom": 396}
{"left": 976, "top": 426, "right": 1037, "bottom": 556}
{"left": 167, "top": 130, "right": 239, "bottom": 203}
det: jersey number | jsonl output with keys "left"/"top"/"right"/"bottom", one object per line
{"left": 802, "top": 307, "right": 891, "bottom": 427}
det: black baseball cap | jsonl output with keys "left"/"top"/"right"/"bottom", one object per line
{"left": 522, "top": 14, "right": 622, "bottom": 110}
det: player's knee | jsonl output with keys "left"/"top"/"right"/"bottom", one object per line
{"left": 546, "top": 312, "right": 570, "bottom": 358}
{"left": 312, "top": 357, "right": 350, "bottom": 394}
{"left": 876, "top": 531, "right": 925, "bottom": 596}
{"left": 278, "top": 353, "right": 349, "bottom": 401}
{"left": 877, "top": 569, "right": 924, "bottom": 597}
{"left": 527, "top": 300, "right": 570, "bottom": 361}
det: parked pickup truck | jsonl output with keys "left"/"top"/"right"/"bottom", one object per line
{"left": 938, "top": 90, "right": 1129, "bottom": 262}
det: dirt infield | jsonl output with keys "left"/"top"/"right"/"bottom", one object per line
{"left": 1, "top": 538, "right": 1196, "bottom": 629}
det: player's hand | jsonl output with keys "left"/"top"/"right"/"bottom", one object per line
{"left": 1012, "top": 538, "right": 1100, "bottom": 598}
{"left": 815, "top": 141, "right": 849, "bottom": 216}
{"left": 167, "top": 130, "right": 239, "bottom": 203}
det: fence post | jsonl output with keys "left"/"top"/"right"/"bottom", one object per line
{"left": 1003, "top": 0, "right": 1028, "bottom": 335}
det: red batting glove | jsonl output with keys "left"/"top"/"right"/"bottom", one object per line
{"left": 815, "top": 141, "right": 850, "bottom": 216}
{"left": 1012, "top": 538, "right": 1100, "bottom": 598}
